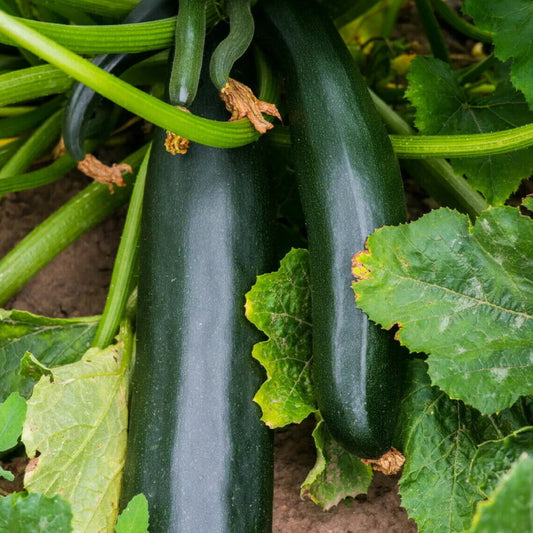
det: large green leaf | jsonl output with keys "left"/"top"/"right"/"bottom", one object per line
{"left": 470, "top": 454, "right": 533, "bottom": 533}
{"left": 0, "top": 309, "right": 98, "bottom": 401}
{"left": 301, "top": 417, "right": 373, "bottom": 510}
{"left": 353, "top": 206, "right": 533, "bottom": 414}
{"left": 245, "top": 248, "right": 315, "bottom": 428}
{"left": 22, "top": 326, "right": 132, "bottom": 533}
{"left": 463, "top": 0, "right": 533, "bottom": 110}
{"left": 406, "top": 56, "right": 533, "bottom": 204}
{"left": 396, "top": 360, "right": 523, "bottom": 533}
{"left": 0, "top": 492, "right": 72, "bottom": 532}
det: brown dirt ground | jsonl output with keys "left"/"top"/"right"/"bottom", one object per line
{"left": 1, "top": 170, "right": 419, "bottom": 531}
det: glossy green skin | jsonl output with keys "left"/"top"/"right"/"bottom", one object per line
{"left": 120, "top": 79, "right": 273, "bottom": 530}
{"left": 258, "top": 0, "right": 406, "bottom": 459}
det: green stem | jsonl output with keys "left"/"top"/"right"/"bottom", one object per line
{"left": 0, "top": 145, "right": 147, "bottom": 306}
{"left": 370, "top": 91, "right": 488, "bottom": 217}
{"left": 431, "top": 0, "right": 492, "bottom": 43}
{"left": 209, "top": 0, "right": 254, "bottom": 90}
{"left": 0, "top": 64, "right": 71, "bottom": 107}
{"left": 0, "top": 108, "right": 62, "bottom": 179}
{"left": 458, "top": 53, "right": 496, "bottom": 85}
{"left": 0, "top": 10, "right": 259, "bottom": 148}
{"left": 38, "top": 0, "right": 137, "bottom": 18}
{"left": 169, "top": 0, "right": 207, "bottom": 107}
{"left": 389, "top": 124, "right": 533, "bottom": 158}
{"left": 413, "top": 0, "right": 449, "bottom": 62}
{"left": 92, "top": 145, "right": 151, "bottom": 349}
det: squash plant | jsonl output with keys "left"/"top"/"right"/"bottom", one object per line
{"left": 0, "top": 0, "right": 532, "bottom": 531}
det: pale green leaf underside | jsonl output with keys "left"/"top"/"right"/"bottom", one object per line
{"left": 22, "top": 338, "right": 130, "bottom": 533}
{"left": 245, "top": 248, "right": 315, "bottom": 428}
{"left": 301, "top": 418, "right": 372, "bottom": 510}
{"left": 464, "top": 0, "right": 533, "bottom": 110}
{"left": 470, "top": 454, "right": 533, "bottom": 533}
{"left": 354, "top": 207, "right": 533, "bottom": 414}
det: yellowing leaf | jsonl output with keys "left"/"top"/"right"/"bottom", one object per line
{"left": 22, "top": 327, "right": 132, "bottom": 533}
{"left": 245, "top": 248, "right": 315, "bottom": 427}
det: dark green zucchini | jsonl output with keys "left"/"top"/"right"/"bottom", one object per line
{"left": 257, "top": 0, "right": 406, "bottom": 459}
{"left": 120, "top": 58, "right": 274, "bottom": 531}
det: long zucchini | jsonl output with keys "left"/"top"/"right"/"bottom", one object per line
{"left": 257, "top": 0, "right": 406, "bottom": 459}
{"left": 120, "top": 56, "right": 274, "bottom": 531}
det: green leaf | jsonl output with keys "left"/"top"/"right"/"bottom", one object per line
{"left": 470, "top": 454, "right": 533, "bottom": 533}
{"left": 22, "top": 325, "right": 132, "bottom": 533}
{"left": 463, "top": 0, "right": 533, "bottom": 110}
{"left": 0, "top": 392, "right": 26, "bottom": 452}
{"left": 19, "top": 352, "right": 53, "bottom": 382}
{"left": 406, "top": 56, "right": 533, "bottom": 204}
{"left": 0, "top": 492, "right": 72, "bottom": 532}
{"left": 522, "top": 196, "right": 533, "bottom": 212}
{"left": 301, "top": 417, "right": 373, "bottom": 510}
{"left": 0, "top": 309, "right": 98, "bottom": 401}
{"left": 469, "top": 426, "right": 533, "bottom": 497}
{"left": 396, "top": 359, "right": 511, "bottom": 533}
{"left": 115, "top": 494, "right": 149, "bottom": 533}
{"left": 245, "top": 248, "right": 315, "bottom": 428}
{"left": 353, "top": 206, "right": 533, "bottom": 414}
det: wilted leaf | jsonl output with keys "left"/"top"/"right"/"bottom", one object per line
{"left": 0, "top": 309, "right": 98, "bottom": 401}
{"left": 464, "top": 0, "right": 533, "bottom": 109}
{"left": 301, "top": 417, "right": 373, "bottom": 510}
{"left": 0, "top": 492, "right": 72, "bottom": 532}
{"left": 353, "top": 206, "right": 533, "bottom": 414}
{"left": 470, "top": 454, "right": 533, "bottom": 533}
{"left": 115, "top": 494, "right": 149, "bottom": 533}
{"left": 469, "top": 426, "right": 533, "bottom": 497}
{"left": 406, "top": 56, "right": 533, "bottom": 204}
{"left": 245, "top": 248, "right": 315, "bottom": 427}
{"left": 22, "top": 327, "right": 132, "bottom": 532}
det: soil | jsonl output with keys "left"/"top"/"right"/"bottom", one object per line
{"left": 1, "top": 171, "right": 418, "bottom": 531}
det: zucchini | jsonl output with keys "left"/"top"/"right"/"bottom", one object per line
{"left": 257, "top": 0, "right": 406, "bottom": 459}
{"left": 120, "top": 57, "right": 274, "bottom": 530}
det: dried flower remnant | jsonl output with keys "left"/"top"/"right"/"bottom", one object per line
{"left": 77, "top": 154, "right": 132, "bottom": 193}
{"left": 220, "top": 78, "right": 281, "bottom": 134}
{"left": 165, "top": 106, "right": 191, "bottom": 155}
{"left": 361, "top": 447, "right": 405, "bottom": 475}
{"left": 52, "top": 137, "right": 66, "bottom": 159}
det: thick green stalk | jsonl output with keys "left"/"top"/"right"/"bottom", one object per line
{"left": 370, "top": 91, "right": 488, "bottom": 217}
{"left": 91, "top": 146, "right": 151, "bottom": 349}
{"left": 0, "top": 64, "right": 71, "bottom": 107}
{"left": 39, "top": 0, "right": 138, "bottom": 18}
{"left": 0, "top": 146, "right": 147, "bottom": 306}
{"left": 0, "top": 10, "right": 259, "bottom": 147}
{"left": 169, "top": 0, "right": 207, "bottom": 107}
